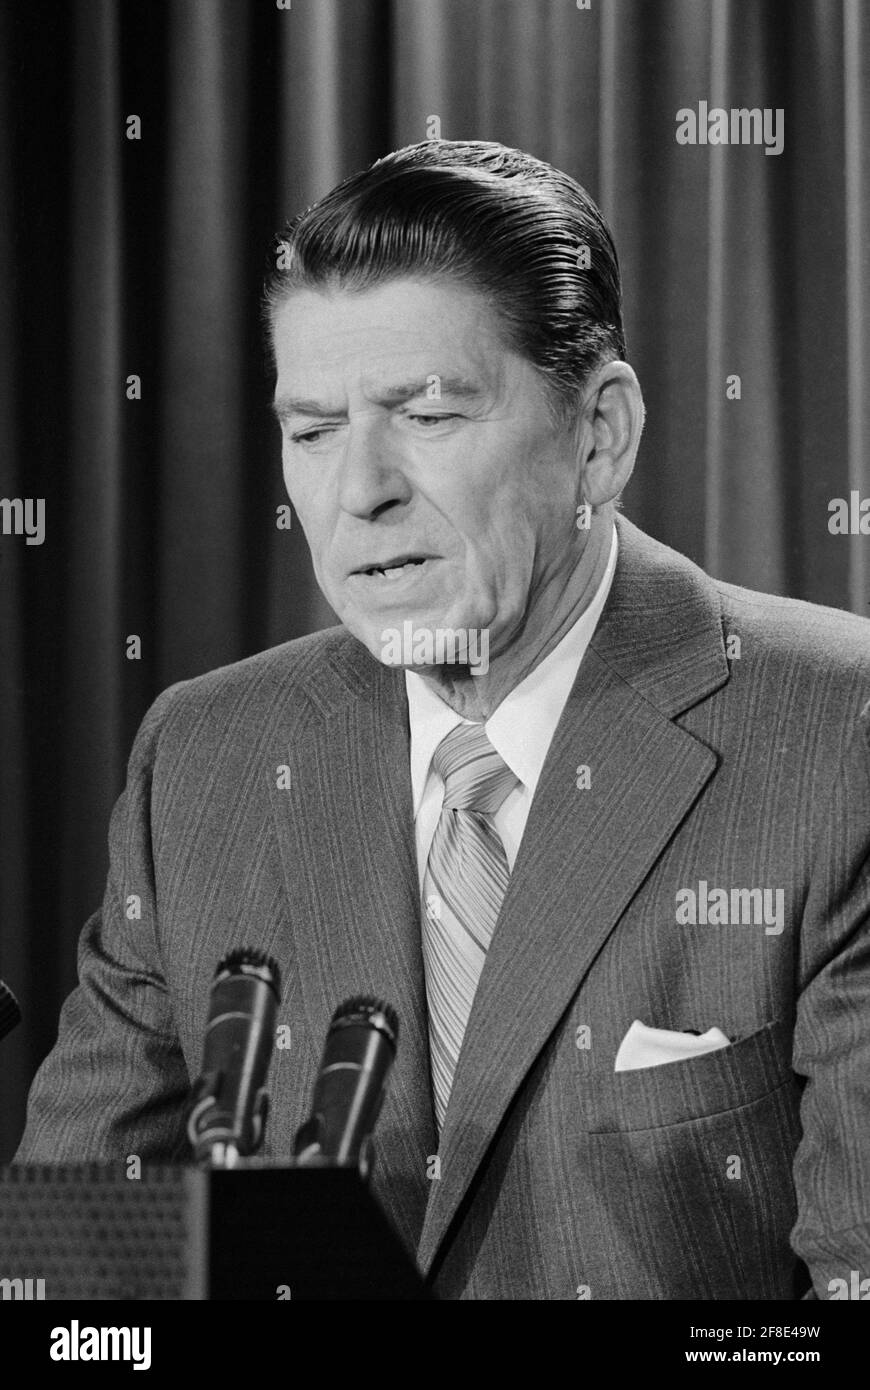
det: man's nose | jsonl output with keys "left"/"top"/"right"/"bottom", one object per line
{"left": 337, "top": 418, "right": 412, "bottom": 518}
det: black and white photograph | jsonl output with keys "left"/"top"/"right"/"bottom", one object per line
{"left": 0, "top": 0, "right": 868, "bottom": 1344}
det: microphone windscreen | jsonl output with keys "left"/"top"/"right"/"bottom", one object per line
{"left": 0, "top": 979, "right": 22, "bottom": 1042}
{"left": 331, "top": 995, "right": 398, "bottom": 1047}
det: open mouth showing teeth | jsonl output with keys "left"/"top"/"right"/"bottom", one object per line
{"left": 364, "top": 559, "right": 428, "bottom": 578}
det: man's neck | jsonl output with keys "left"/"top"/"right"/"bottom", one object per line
{"left": 415, "top": 514, "right": 614, "bottom": 721}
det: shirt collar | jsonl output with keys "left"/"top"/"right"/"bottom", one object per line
{"left": 405, "top": 524, "right": 618, "bottom": 816}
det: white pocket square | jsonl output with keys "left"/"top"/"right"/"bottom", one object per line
{"left": 614, "top": 1020, "right": 731, "bottom": 1073}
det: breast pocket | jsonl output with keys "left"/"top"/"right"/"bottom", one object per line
{"left": 579, "top": 1017, "right": 794, "bottom": 1133}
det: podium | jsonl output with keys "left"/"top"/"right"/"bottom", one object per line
{"left": 0, "top": 1163, "right": 429, "bottom": 1299}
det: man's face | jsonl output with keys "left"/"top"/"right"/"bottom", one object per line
{"left": 271, "top": 277, "right": 584, "bottom": 666}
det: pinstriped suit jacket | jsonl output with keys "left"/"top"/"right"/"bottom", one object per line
{"left": 14, "top": 516, "right": 870, "bottom": 1299}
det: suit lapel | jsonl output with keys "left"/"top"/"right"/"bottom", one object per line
{"left": 416, "top": 516, "right": 731, "bottom": 1273}
{"left": 268, "top": 639, "right": 436, "bottom": 1251}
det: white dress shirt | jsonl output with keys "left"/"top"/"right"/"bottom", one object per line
{"left": 405, "top": 525, "right": 618, "bottom": 893}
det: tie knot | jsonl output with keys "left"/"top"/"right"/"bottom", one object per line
{"left": 433, "top": 723, "right": 519, "bottom": 813}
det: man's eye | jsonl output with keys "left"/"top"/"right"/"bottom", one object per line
{"left": 406, "top": 413, "right": 459, "bottom": 427}
{"left": 290, "top": 428, "right": 332, "bottom": 446}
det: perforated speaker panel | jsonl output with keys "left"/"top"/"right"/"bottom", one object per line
{"left": 0, "top": 1164, "right": 207, "bottom": 1300}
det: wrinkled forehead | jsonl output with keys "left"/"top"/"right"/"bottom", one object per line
{"left": 270, "top": 277, "right": 523, "bottom": 408}
{"left": 271, "top": 274, "right": 509, "bottom": 349}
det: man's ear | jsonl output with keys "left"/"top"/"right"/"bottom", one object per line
{"left": 577, "top": 361, "right": 645, "bottom": 507}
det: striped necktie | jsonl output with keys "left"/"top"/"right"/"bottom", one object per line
{"left": 422, "top": 722, "right": 519, "bottom": 1133}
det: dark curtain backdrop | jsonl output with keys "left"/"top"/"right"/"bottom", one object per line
{"left": 1, "top": 0, "right": 868, "bottom": 1159}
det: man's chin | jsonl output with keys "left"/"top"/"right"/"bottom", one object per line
{"left": 349, "top": 615, "right": 492, "bottom": 678}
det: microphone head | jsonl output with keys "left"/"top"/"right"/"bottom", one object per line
{"left": 214, "top": 947, "right": 281, "bottom": 996}
{"left": 331, "top": 996, "right": 398, "bottom": 1049}
{"left": 0, "top": 979, "right": 22, "bottom": 1043}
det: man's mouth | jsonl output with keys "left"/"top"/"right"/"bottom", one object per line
{"left": 352, "top": 555, "right": 435, "bottom": 580}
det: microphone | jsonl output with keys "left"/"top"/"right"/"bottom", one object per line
{"left": 0, "top": 979, "right": 22, "bottom": 1042}
{"left": 294, "top": 996, "right": 398, "bottom": 1178}
{"left": 187, "top": 948, "right": 281, "bottom": 1168}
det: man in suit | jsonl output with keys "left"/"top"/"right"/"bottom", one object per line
{"left": 14, "top": 141, "right": 870, "bottom": 1300}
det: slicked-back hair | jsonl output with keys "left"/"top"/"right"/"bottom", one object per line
{"left": 263, "top": 140, "right": 626, "bottom": 423}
